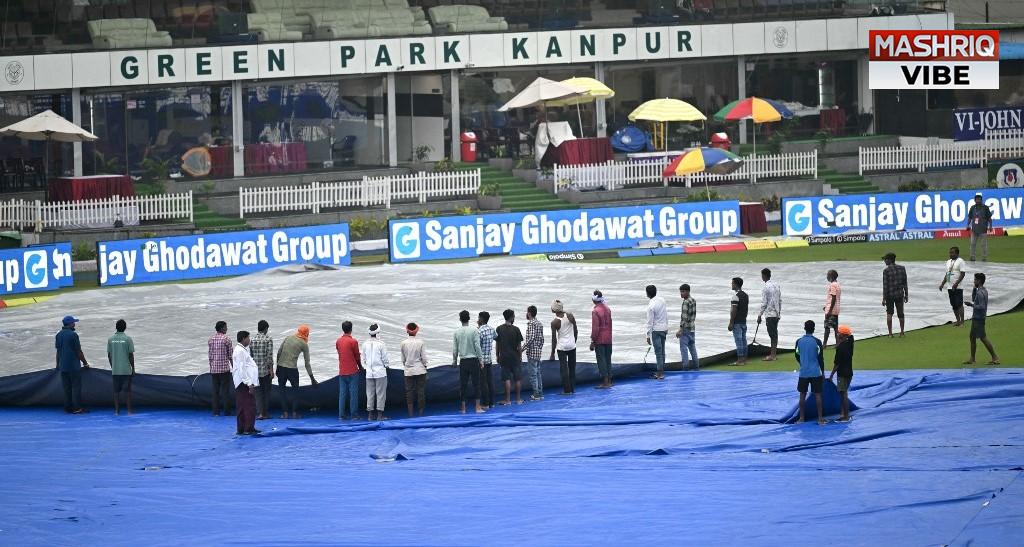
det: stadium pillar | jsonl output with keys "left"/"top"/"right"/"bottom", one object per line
{"left": 450, "top": 70, "right": 461, "bottom": 162}
{"left": 71, "top": 88, "right": 83, "bottom": 177}
{"left": 387, "top": 73, "right": 398, "bottom": 167}
{"left": 857, "top": 54, "right": 875, "bottom": 134}
{"left": 595, "top": 62, "right": 607, "bottom": 138}
{"left": 737, "top": 55, "right": 747, "bottom": 144}
{"left": 231, "top": 80, "right": 244, "bottom": 177}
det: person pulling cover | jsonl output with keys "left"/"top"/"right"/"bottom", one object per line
{"left": 231, "top": 331, "right": 259, "bottom": 435}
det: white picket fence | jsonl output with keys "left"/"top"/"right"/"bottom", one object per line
{"left": 0, "top": 192, "right": 193, "bottom": 231}
{"left": 859, "top": 144, "right": 987, "bottom": 175}
{"left": 552, "top": 151, "right": 818, "bottom": 192}
{"left": 239, "top": 169, "right": 480, "bottom": 218}
{"left": 980, "top": 129, "right": 1024, "bottom": 159}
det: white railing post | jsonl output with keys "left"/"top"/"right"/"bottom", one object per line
{"left": 312, "top": 180, "right": 320, "bottom": 215}
{"left": 239, "top": 187, "right": 244, "bottom": 219}
{"left": 188, "top": 190, "right": 194, "bottom": 223}
{"left": 419, "top": 171, "right": 426, "bottom": 204}
{"left": 34, "top": 200, "right": 42, "bottom": 233}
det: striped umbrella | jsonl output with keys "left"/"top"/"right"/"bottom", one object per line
{"left": 713, "top": 97, "right": 794, "bottom": 155}
{"left": 662, "top": 147, "right": 743, "bottom": 201}
{"left": 628, "top": 98, "right": 706, "bottom": 151}
{"left": 546, "top": 77, "right": 615, "bottom": 137}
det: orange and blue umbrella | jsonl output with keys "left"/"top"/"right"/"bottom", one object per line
{"left": 713, "top": 97, "right": 794, "bottom": 123}
{"left": 662, "top": 147, "right": 743, "bottom": 177}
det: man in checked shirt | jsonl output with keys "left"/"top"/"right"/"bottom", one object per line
{"left": 249, "top": 320, "right": 274, "bottom": 420}
{"left": 881, "top": 252, "right": 909, "bottom": 338}
{"left": 523, "top": 305, "right": 546, "bottom": 400}
{"left": 477, "top": 311, "right": 498, "bottom": 409}
{"left": 207, "top": 320, "right": 234, "bottom": 416}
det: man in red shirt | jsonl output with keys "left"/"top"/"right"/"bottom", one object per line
{"left": 335, "top": 321, "right": 363, "bottom": 420}
{"left": 590, "top": 290, "right": 613, "bottom": 389}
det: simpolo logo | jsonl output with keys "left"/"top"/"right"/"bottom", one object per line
{"left": 785, "top": 200, "right": 813, "bottom": 236}
{"left": 22, "top": 250, "right": 48, "bottom": 289}
{"left": 391, "top": 222, "right": 421, "bottom": 259}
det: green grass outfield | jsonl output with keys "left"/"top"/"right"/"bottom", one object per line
{"left": 596, "top": 231, "right": 1024, "bottom": 265}
{"left": 697, "top": 307, "right": 1023, "bottom": 371}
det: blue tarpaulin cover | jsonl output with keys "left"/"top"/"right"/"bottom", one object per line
{"left": 0, "top": 369, "right": 1021, "bottom": 545}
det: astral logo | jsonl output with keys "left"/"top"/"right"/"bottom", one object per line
{"left": 785, "top": 200, "right": 813, "bottom": 235}
{"left": 22, "top": 250, "right": 48, "bottom": 289}
{"left": 391, "top": 223, "right": 421, "bottom": 259}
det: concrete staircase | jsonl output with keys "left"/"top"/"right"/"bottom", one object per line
{"left": 455, "top": 163, "right": 573, "bottom": 212}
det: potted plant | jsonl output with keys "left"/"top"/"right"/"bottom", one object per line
{"left": 488, "top": 145, "right": 515, "bottom": 171}
{"left": 512, "top": 158, "right": 538, "bottom": 183}
{"left": 412, "top": 145, "right": 434, "bottom": 172}
{"left": 476, "top": 182, "right": 502, "bottom": 210}
{"left": 433, "top": 157, "right": 454, "bottom": 173}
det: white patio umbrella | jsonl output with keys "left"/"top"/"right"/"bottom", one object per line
{"left": 0, "top": 109, "right": 98, "bottom": 199}
{"left": 497, "top": 77, "right": 582, "bottom": 112}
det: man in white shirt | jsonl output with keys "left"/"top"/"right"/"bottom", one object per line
{"left": 645, "top": 284, "right": 669, "bottom": 380}
{"left": 756, "top": 268, "right": 782, "bottom": 361}
{"left": 938, "top": 246, "right": 967, "bottom": 327}
{"left": 231, "top": 331, "right": 260, "bottom": 435}
{"left": 400, "top": 322, "right": 428, "bottom": 418}
{"left": 362, "top": 324, "right": 390, "bottom": 421}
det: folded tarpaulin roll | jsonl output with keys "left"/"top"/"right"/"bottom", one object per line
{"left": 610, "top": 124, "right": 650, "bottom": 153}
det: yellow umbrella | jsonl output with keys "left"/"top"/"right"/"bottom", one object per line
{"left": 547, "top": 77, "right": 615, "bottom": 138}
{"left": 547, "top": 77, "right": 615, "bottom": 106}
{"left": 628, "top": 99, "right": 707, "bottom": 150}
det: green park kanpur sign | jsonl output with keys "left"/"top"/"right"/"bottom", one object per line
{"left": 89, "top": 27, "right": 704, "bottom": 87}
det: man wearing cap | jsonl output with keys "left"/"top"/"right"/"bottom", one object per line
{"left": 550, "top": 300, "right": 579, "bottom": 393}
{"left": 55, "top": 315, "right": 90, "bottom": 414}
{"left": 277, "top": 325, "right": 318, "bottom": 420}
{"left": 400, "top": 323, "right": 428, "bottom": 418}
{"left": 966, "top": 193, "right": 993, "bottom": 262}
{"left": 829, "top": 325, "right": 855, "bottom": 423}
{"left": 362, "top": 324, "right": 390, "bottom": 421}
{"left": 882, "top": 253, "right": 909, "bottom": 338}
{"left": 590, "top": 290, "right": 613, "bottom": 389}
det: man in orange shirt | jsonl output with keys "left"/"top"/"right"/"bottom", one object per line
{"left": 336, "top": 321, "right": 363, "bottom": 420}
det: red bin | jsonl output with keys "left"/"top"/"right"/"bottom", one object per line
{"left": 460, "top": 131, "right": 478, "bottom": 162}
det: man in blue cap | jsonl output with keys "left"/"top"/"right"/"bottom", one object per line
{"left": 55, "top": 315, "right": 90, "bottom": 414}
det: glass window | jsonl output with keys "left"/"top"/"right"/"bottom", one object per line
{"left": 81, "top": 85, "right": 232, "bottom": 180}
{"left": 605, "top": 59, "right": 735, "bottom": 150}
{"left": 460, "top": 66, "right": 593, "bottom": 160}
{"left": 242, "top": 76, "right": 387, "bottom": 172}
{"left": 0, "top": 92, "right": 73, "bottom": 186}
